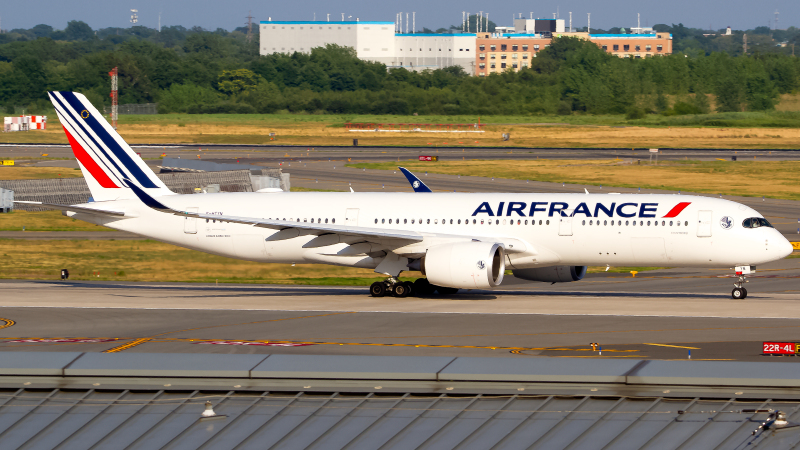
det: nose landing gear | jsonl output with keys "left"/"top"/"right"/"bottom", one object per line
{"left": 731, "top": 266, "right": 753, "bottom": 300}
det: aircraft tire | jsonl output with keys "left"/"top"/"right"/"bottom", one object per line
{"left": 393, "top": 282, "right": 410, "bottom": 298}
{"left": 413, "top": 278, "right": 433, "bottom": 296}
{"left": 403, "top": 281, "right": 414, "bottom": 296}
{"left": 370, "top": 281, "right": 386, "bottom": 297}
{"left": 732, "top": 287, "right": 745, "bottom": 300}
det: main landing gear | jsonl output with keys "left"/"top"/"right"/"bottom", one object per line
{"left": 731, "top": 265, "right": 753, "bottom": 300}
{"left": 369, "top": 278, "right": 459, "bottom": 298}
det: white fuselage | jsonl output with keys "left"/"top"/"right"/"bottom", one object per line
{"left": 71, "top": 192, "right": 793, "bottom": 274}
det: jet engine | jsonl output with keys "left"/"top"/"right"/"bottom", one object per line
{"left": 512, "top": 266, "right": 587, "bottom": 283}
{"left": 422, "top": 242, "right": 505, "bottom": 289}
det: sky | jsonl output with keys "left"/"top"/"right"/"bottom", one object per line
{"left": 1, "top": 0, "right": 796, "bottom": 33}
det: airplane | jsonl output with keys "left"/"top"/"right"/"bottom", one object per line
{"left": 19, "top": 91, "right": 794, "bottom": 300}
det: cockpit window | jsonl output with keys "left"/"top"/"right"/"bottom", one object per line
{"left": 742, "top": 217, "right": 773, "bottom": 229}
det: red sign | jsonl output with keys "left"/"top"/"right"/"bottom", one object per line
{"left": 195, "top": 341, "right": 313, "bottom": 347}
{"left": 763, "top": 342, "right": 796, "bottom": 354}
{"left": 418, "top": 156, "right": 438, "bottom": 161}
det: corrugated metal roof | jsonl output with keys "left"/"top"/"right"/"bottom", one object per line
{"left": 1, "top": 389, "right": 799, "bottom": 449}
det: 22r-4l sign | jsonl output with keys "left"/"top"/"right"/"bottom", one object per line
{"left": 763, "top": 342, "right": 796, "bottom": 355}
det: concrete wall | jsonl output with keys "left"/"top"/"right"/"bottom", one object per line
{"left": 392, "top": 34, "right": 476, "bottom": 73}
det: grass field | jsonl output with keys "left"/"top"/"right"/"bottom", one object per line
{"left": 0, "top": 237, "right": 660, "bottom": 284}
{"left": 349, "top": 159, "right": 800, "bottom": 201}
{"left": 0, "top": 211, "right": 113, "bottom": 231}
{"left": 0, "top": 239, "right": 409, "bottom": 285}
{"left": 4, "top": 109, "right": 800, "bottom": 148}
{"left": 0, "top": 167, "right": 83, "bottom": 180}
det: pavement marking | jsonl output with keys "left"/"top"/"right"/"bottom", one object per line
{"left": 0, "top": 318, "right": 15, "bottom": 330}
{"left": 104, "top": 338, "right": 151, "bottom": 353}
{"left": 643, "top": 343, "right": 701, "bottom": 349}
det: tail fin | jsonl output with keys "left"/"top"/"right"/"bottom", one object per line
{"left": 48, "top": 91, "right": 173, "bottom": 202}
{"left": 399, "top": 167, "right": 432, "bottom": 193}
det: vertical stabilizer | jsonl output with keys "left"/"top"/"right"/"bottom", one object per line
{"left": 48, "top": 91, "right": 173, "bottom": 201}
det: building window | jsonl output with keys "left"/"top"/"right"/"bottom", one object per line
{"left": 512, "top": 44, "right": 518, "bottom": 51}
{"left": 657, "top": 45, "right": 663, "bottom": 52}
{"left": 479, "top": 53, "right": 486, "bottom": 60}
{"left": 533, "top": 44, "right": 540, "bottom": 50}
{"left": 512, "top": 63, "right": 518, "bottom": 69}
{"left": 522, "top": 44, "right": 528, "bottom": 51}
{"left": 490, "top": 63, "right": 496, "bottom": 68}
{"left": 480, "top": 44, "right": 485, "bottom": 51}
{"left": 501, "top": 63, "right": 506, "bottom": 68}
{"left": 479, "top": 63, "right": 485, "bottom": 68}
{"left": 500, "top": 54, "right": 506, "bottom": 59}
{"left": 522, "top": 62, "right": 528, "bottom": 67}
{"left": 646, "top": 45, "right": 651, "bottom": 51}
{"left": 522, "top": 54, "right": 528, "bottom": 59}
{"left": 635, "top": 45, "right": 641, "bottom": 51}
{"left": 490, "top": 45, "right": 496, "bottom": 50}
{"left": 501, "top": 44, "right": 507, "bottom": 51}
{"left": 613, "top": 44, "right": 619, "bottom": 51}
{"left": 657, "top": 34, "right": 662, "bottom": 38}
{"left": 512, "top": 53, "right": 518, "bottom": 59}
{"left": 623, "top": 44, "right": 630, "bottom": 51}
{"left": 490, "top": 54, "right": 496, "bottom": 59}
{"left": 479, "top": 73, "right": 486, "bottom": 77}
{"left": 602, "top": 45, "right": 608, "bottom": 51}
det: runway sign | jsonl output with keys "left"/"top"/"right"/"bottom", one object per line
{"left": 763, "top": 342, "right": 797, "bottom": 355}
{"left": 2, "top": 160, "right": 13, "bottom": 166}
{"left": 419, "top": 156, "right": 438, "bottom": 161}
{"left": 195, "top": 340, "right": 313, "bottom": 347}
{"left": 791, "top": 242, "right": 800, "bottom": 250}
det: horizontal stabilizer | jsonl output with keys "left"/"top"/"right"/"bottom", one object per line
{"left": 14, "top": 201, "right": 125, "bottom": 217}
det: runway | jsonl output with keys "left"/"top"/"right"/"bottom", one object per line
{"left": 1, "top": 256, "right": 799, "bottom": 361}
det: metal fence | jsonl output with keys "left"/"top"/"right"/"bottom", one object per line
{"left": 0, "top": 170, "right": 256, "bottom": 211}
{"left": 103, "top": 103, "right": 158, "bottom": 115}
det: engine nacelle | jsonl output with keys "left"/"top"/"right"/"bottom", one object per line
{"left": 512, "top": 265, "right": 587, "bottom": 283}
{"left": 422, "top": 242, "right": 505, "bottom": 289}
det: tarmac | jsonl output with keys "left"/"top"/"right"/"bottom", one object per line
{"left": 0, "top": 255, "right": 798, "bottom": 361}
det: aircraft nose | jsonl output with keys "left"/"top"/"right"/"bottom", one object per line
{"left": 777, "top": 235, "right": 795, "bottom": 259}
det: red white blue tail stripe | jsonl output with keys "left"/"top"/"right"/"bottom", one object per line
{"left": 48, "top": 91, "right": 170, "bottom": 197}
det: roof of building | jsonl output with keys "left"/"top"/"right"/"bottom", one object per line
{"left": 260, "top": 21, "right": 394, "bottom": 25}
{"left": 395, "top": 33, "right": 476, "bottom": 37}
{"left": 589, "top": 33, "right": 671, "bottom": 39}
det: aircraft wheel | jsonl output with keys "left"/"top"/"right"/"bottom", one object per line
{"left": 403, "top": 281, "right": 414, "bottom": 296}
{"left": 732, "top": 287, "right": 745, "bottom": 300}
{"left": 413, "top": 278, "right": 433, "bottom": 296}
{"left": 370, "top": 281, "right": 386, "bottom": 297}
{"left": 742, "top": 288, "right": 748, "bottom": 299}
{"left": 393, "top": 282, "right": 410, "bottom": 298}
{"left": 437, "top": 287, "right": 459, "bottom": 296}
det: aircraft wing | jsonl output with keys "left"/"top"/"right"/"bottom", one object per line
{"left": 13, "top": 201, "right": 126, "bottom": 217}
{"left": 399, "top": 167, "right": 433, "bottom": 192}
{"left": 124, "top": 180, "right": 423, "bottom": 244}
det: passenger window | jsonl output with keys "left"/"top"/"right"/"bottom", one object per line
{"left": 332, "top": 219, "right": 335, "bottom": 223}
{"left": 382, "top": 219, "right": 385, "bottom": 224}
{"left": 450, "top": 219, "right": 453, "bottom": 224}
{"left": 589, "top": 220, "right": 593, "bottom": 225}
{"left": 582, "top": 220, "right": 586, "bottom": 225}
{"left": 647, "top": 221, "right": 651, "bottom": 226}
{"left": 625, "top": 220, "right": 629, "bottom": 226}
{"left": 325, "top": 218, "right": 328, "bottom": 223}
{"left": 375, "top": 219, "right": 378, "bottom": 224}
{"left": 539, "top": 220, "right": 543, "bottom": 225}
{"left": 404, "top": 219, "right": 407, "bottom": 224}
{"left": 473, "top": 219, "right": 477, "bottom": 224}
{"left": 669, "top": 221, "right": 673, "bottom": 226}
{"left": 503, "top": 219, "right": 506, "bottom": 225}
{"left": 662, "top": 221, "right": 665, "bottom": 226}
{"left": 604, "top": 220, "right": 607, "bottom": 226}
{"left": 684, "top": 221, "right": 688, "bottom": 226}
{"left": 427, "top": 219, "right": 430, "bottom": 224}
{"left": 435, "top": 219, "right": 438, "bottom": 224}
{"left": 458, "top": 219, "right": 461, "bottom": 224}
{"left": 546, "top": 220, "right": 550, "bottom": 225}
{"left": 412, "top": 219, "right": 415, "bottom": 224}
{"left": 389, "top": 219, "right": 392, "bottom": 224}
{"left": 524, "top": 220, "right": 528, "bottom": 225}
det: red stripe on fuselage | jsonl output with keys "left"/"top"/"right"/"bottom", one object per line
{"left": 663, "top": 202, "right": 691, "bottom": 218}
{"left": 62, "top": 125, "right": 119, "bottom": 188}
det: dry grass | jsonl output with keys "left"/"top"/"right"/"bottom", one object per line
{"left": 350, "top": 159, "right": 800, "bottom": 200}
{"left": 0, "top": 211, "right": 114, "bottom": 231}
{"left": 0, "top": 239, "right": 409, "bottom": 285}
{"left": 0, "top": 167, "right": 83, "bottom": 180}
{"left": 4, "top": 115, "right": 800, "bottom": 149}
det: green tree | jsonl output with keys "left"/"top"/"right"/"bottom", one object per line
{"left": 64, "top": 21, "right": 94, "bottom": 41}
{"left": 217, "top": 69, "right": 259, "bottom": 95}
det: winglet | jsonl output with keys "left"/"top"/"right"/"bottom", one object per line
{"left": 399, "top": 167, "right": 432, "bottom": 193}
{"left": 124, "top": 178, "right": 174, "bottom": 213}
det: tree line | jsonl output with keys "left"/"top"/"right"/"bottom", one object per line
{"left": 0, "top": 21, "right": 799, "bottom": 116}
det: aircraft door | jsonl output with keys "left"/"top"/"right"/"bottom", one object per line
{"left": 558, "top": 210, "right": 574, "bottom": 236}
{"left": 697, "top": 210, "right": 712, "bottom": 237}
{"left": 345, "top": 208, "right": 359, "bottom": 227}
{"left": 184, "top": 207, "right": 198, "bottom": 234}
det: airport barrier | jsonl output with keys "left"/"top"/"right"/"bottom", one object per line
{"left": 3, "top": 352, "right": 800, "bottom": 397}
{"left": 0, "top": 170, "right": 258, "bottom": 211}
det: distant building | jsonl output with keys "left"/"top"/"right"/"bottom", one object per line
{"left": 475, "top": 31, "right": 671, "bottom": 76}
{"left": 259, "top": 20, "right": 476, "bottom": 73}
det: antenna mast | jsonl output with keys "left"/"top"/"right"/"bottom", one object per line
{"left": 246, "top": 11, "right": 254, "bottom": 43}
{"left": 130, "top": 9, "right": 138, "bottom": 24}
{"left": 108, "top": 67, "right": 118, "bottom": 130}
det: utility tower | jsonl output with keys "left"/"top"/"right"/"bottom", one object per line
{"left": 743, "top": 33, "right": 748, "bottom": 55}
{"left": 246, "top": 11, "right": 254, "bottom": 43}
{"left": 108, "top": 67, "right": 118, "bottom": 130}
{"left": 130, "top": 10, "right": 138, "bottom": 24}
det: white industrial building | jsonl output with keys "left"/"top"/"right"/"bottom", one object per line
{"left": 260, "top": 20, "right": 476, "bottom": 73}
